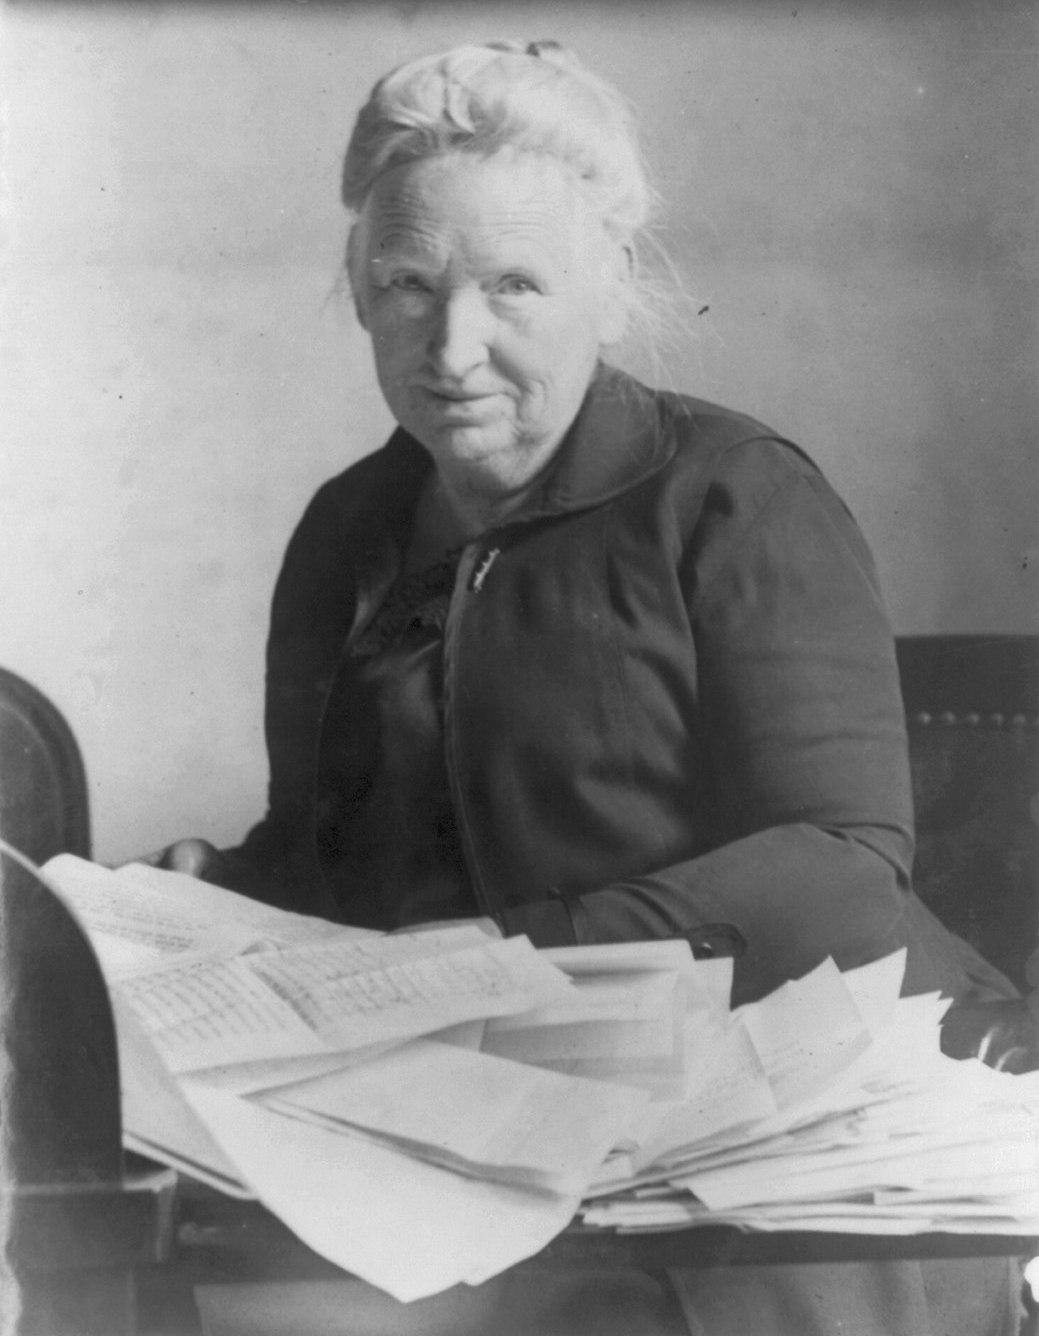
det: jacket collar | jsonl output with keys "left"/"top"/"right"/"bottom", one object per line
{"left": 509, "top": 363, "right": 678, "bottom": 520}
{"left": 379, "top": 364, "right": 680, "bottom": 533}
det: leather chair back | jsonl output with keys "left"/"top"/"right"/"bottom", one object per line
{"left": 0, "top": 666, "right": 90, "bottom": 863}
{"left": 896, "top": 635, "right": 1039, "bottom": 992}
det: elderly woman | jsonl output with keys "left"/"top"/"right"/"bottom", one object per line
{"left": 152, "top": 41, "right": 1020, "bottom": 1336}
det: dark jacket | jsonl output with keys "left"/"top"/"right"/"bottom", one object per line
{"left": 222, "top": 366, "right": 1009, "bottom": 1005}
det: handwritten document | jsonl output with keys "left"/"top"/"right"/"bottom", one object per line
{"left": 116, "top": 934, "right": 573, "bottom": 1073}
{"left": 736, "top": 956, "right": 873, "bottom": 1109}
{"left": 41, "top": 853, "right": 377, "bottom": 975}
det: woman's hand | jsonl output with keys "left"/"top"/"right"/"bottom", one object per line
{"left": 130, "top": 838, "right": 223, "bottom": 880}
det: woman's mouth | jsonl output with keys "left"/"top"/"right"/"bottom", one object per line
{"left": 423, "top": 387, "right": 500, "bottom": 418}
{"left": 427, "top": 387, "right": 493, "bottom": 403}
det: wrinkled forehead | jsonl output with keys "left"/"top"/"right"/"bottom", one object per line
{"left": 349, "top": 150, "right": 608, "bottom": 274}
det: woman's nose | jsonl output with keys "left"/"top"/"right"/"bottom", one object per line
{"left": 427, "top": 291, "right": 492, "bottom": 378}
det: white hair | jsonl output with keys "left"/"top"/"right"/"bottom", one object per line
{"left": 341, "top": 41, "right": 689, "bottom": 380}
{"left": 341, "top": 41, "right": 654, "bottom": 240}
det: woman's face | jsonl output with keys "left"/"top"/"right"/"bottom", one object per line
{"left": 351, "top": 151, "right": 628, "bottom": 495}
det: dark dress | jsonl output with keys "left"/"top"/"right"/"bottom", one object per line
{"left": 314, "top": 551, "right": 477, "bottom": 931}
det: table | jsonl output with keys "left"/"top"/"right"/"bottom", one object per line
{"left": 131, "top": 1172, "right": 1037, "bottom": 1336}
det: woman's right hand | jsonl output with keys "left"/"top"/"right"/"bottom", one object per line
{"left": 132, "top": 838, "right": 223, "bottom": 880}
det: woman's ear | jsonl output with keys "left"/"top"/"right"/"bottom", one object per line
{"left": 598, "top": 240, "right": 635, "bottom": 347}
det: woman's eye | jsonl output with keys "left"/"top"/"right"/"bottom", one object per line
{"left": 390, "top": 274, "right": 431, "bottom": 293}
{"left": 497, "top": 276, "right": 538, "bottom": 296}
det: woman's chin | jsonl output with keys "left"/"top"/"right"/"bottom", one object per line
{"left": 421, "top": 419, "right": 517, "bottom": 467}
{"left": 400, "top": 406, "right": 563, "bottom": 495}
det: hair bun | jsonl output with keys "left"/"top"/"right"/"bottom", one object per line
{"left": 340, "top": 40, "right": 654, "bottom": 244}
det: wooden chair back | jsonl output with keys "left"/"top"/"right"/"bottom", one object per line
{"left": 896, "top": 635, "right": 1039, "bottom": 992}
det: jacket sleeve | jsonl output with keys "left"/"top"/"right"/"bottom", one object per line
{"left": 503, "top": 444, "right": 917, "bottom": 1005}
{"left": 210, "top": 478, "right": 360, "bottom": 915}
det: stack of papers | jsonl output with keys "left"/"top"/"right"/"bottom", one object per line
{"left": 581, "top": 955, "right": 1039, "bottom": 1240}
{"left": 41, "top": 855, "right": 694, "bottom": 1299}
{"left": 39, "top": 855, "right": 1039, "bottom": 1302}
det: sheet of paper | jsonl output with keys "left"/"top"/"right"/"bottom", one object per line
{"left": 41, "top": 855, "right": 265, "bottom": 973}
{"left": 738, "top": 957, "right": 872, "bottom": 1108}
{"left": 184, "top": 1047, "right": 403, "bottom": 1096}
{"left": 40, "top": 853, "right": 381, "bottom": 975}
{"left": 481, "top": 943, "right": 706, "bottom": 1099}
{"left": 240, "top": 922, "right": 497, "bottom": 975}
{"left": 181, "top": 1081, "right": 580, "bottom": 1302}
{"left": 117, "top": 954, "right": 328, "bottom": 1070}
{"left": 839, "top": 948, "right": 906, "bottom": 1035}
{"left": 704, "top": 1200, "right": 1039, "bottom": 1235}
{"left": 183, "top": 1021, "right": 483, "bottom": 1097}
{"left": 256, "top": 1036, "right": 648, "bottom": 1195}
{"left": 489, "top": 969, "right": 682, "bottom": 1029}
{"left": 694, "top": 957, "right": 736, "bottom": 1021}
{"left": 630, "top": 1018, "right": 778, "bottom": 1171}
{"left": 483, "top": 972, "right": 684, "bottom": 1061}
{"left": 247, "top": 935, "right": 573, "bottom": 1047}
{"left": 111, "top": 998, "right": 253, "bottom": 1196}
{"left": 540, "top": 941, "right": 696, "bottom": 975}
{"left": 117, "top": 933, "right": 572, "bottom": 1073}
